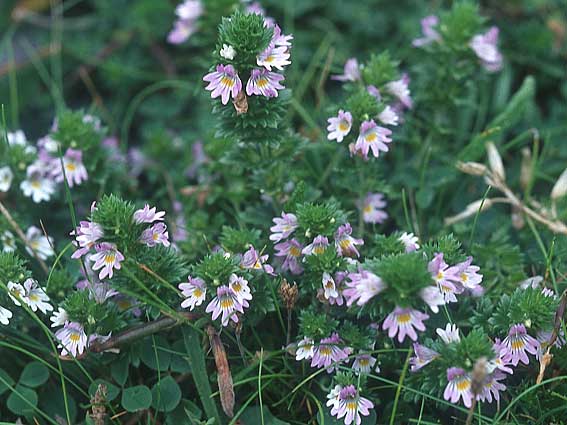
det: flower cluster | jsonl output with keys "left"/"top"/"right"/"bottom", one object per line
{"left": 167, "top": 0, "right": 203, "bottom": 44}
{"left": 203, "top": 12, "right": 292, "bottom": 106}
{"left": 4, "top": 278, "right": 53, "bottom": 325}
{"left": 326, "top": 55, "right": 412, "bottom": 160}
{"left": 413, "top": 14, "right": 503, "bottom": 72}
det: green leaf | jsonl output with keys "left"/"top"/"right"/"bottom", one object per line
{"left": 7, "top": 385, "right": 38, "bottom": 416}
{"left": 19, "top": 361, "right": 49, "bottom": 388}
{"left": 170, "top": 340, "right": 192, "bottom": 373}
{"left": 89, "top": 379, "right": 120, "bottom": 402}
{"left": 111, "top": 355, "right": 130, "bottom": 386}
{"left": 121, "top": 385, "right": 152, "bottom": 412}
{"left": 0, "top": 368, "right": 15, "bottom": 396}
{"left": 240, "top": 405, "right": 290, "bottom": 424}
{"left": 151, "top": 375, "right": 182, "bottom": 412}
{"left": 140, "top": 335, "right": 172, "bottom": 371}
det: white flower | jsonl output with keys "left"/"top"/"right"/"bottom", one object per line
{"left": 436, "top": 323, "right": 461, "bottom": 344}
{"left": 7, "top": 130, "right": 35, "bottom": 154}
{"left": 220, "top": 44, "right": 236, "bottom": 60}
{"left": 25, "top": 226, "right": 54, "bottom": 260}
{"left": 322, "top": 272, "right": 338, "bottom": 300}
{"left": 7, "top": 281, "right": 26, "bottom": 306}
{"left": 377, "top": 106, "right": 399, "bottom": 126}
{"left": 0, "top": 166, "right": 14, "bottom": 192}
{"left": 1, "top": 230, "right": 17, "bottom": 253}
{"left": 295, "top": 337, "right": 315, "bottom": 361}
{"left": 398, "top": 232, "right": 419, "bottom": 252}
{"left": 20, "top": 168, "right": 56, "bottom": 203}
{"left": 22, "top": 278, "right": 53, "bottom": 314}
{"left": 0, "top": 306, "right": 13, "bottom": 325}
{"left": 55, "top": 322, "right": 88, "bottom": 357}
{"left": 50, "top": 307, "right": 68, "bottom": 328}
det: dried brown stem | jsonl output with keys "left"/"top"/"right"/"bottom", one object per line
{"left": 207, "top": 325, "right": 235, "bottom": 417}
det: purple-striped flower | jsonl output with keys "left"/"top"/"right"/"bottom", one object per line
{"left": 410, "top": 343, "right": 439, "bottom": 372}
{"left": 360, "top": 193, "right": 388, "bottom": 224}
{"left": 354, "top": 120, "right": 392, "bottom": 159}
{"left": 22, "top": 278, "right": 53, "bottom": 314}
{"left": 385, "top": 74, "right": 413, "bottom": 109}
{"left": 383, "top": 307, "right": 429, "bottom": 343}
{"left": 179, "top": 276, "right": 207, "bottom": 311}
{"left": 302, "top": 235, "right": 329, "bottom": 256}
{"left": 139, "top": 222, "right": 170, "bottom": 247}
{"left": 257, "top": 43, "right": 290, "bottom": 71}
{"left": 89, "top": 243, "right": 125, "bottom": 280}
{"left": 56, "top": 322, "right": 88, "bottom": 357}
{"left": 240, "top": 246, "right": 275, "bottom": 275}
{"left": 332, "top": 58, "right": 361, "bottom": 82}
{"left": 343, "top": 269, "right": 385, "bottom": 307}
{"left": 133, "top": 204, "right": 165, "bottom": 224}
{"left": 311, "top": 333, "right": 350, "bottom": 372}
{"left": 455, "top": 256, "right": 483, "bottom": 290}
{"left": 205, "top": 285, "right": 243, "bottom": 326}
{"left": 420, "top": 285, "right": 445, "bottom": 313}
{"left": 398, "top": 232, "right": 419, "bottom": 253}
{"left": 377, "top": 105, "right": 399, "bottom": 126}
{"left": 329, "top": 385, "right": 374, "bottom": 425}
{"left": 269, "top": 23, "right": 293, "bottom": 47}
{"left": 322, "top": 272, "right": 338, "bottom": 300}
{"left": 469, "top": 27, "right": 503, "bottom": 72}
{"left": 51, "top": 148, "right": 88, "bottom": 187}
{"left": 444, "top": 367, "right": 473, "bottom": 408}
{"left": 352, "top": 352, "right": 379, "bottom": 374}
{"left": 71, "top": 220, "right": 104, "bottom": 259}
{"left": 246, "top": 68, "right": 285, "bottom": 98}
{"left": 428, "top": 253, "right": 463, "bottom": 303}
{"left": 295, "top": 337, "right": 315, "bottom": 361}
{"left": 229, "top": 274, "right": 252, "bottom": 308}
{"left": 479, "top": 371, "right": 507, "bottom": 403}
{"left": 412, "top": 15, "right": 440, "bottom": 47}
{"left": 501, "top": 324, "right": 540, "bottom": 366}
{"left": 269, "top": 212, "right": 298, "bottom": 242}
{"left": 274, "top": 239, "right": 303, "bottom": 274}
{"left": 203, "top": 64, "right": 242, "bottom": 105}
{"left": 436, "top": 323, "right": 461, "bottom": 344}
{"left": 335, "top": 223, "right": 363, "bottom": 258}
{"left": 327, "top": 110, "right": 353, "bottom": 143}
{"left": 488, "top": 338, "right": 514, "bottom": 375}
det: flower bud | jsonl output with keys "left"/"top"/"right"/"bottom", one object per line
{"left": 486, "top": 142, "right": 506, "bottom": 181}
{"left": 551, "top": 168, "right": 567, "bottom": 200}
{"left": 232, "top": 90, "right": 248, "bottom": 115}
{"left": 456, "top": 161, "right": 487, "bottom": 176}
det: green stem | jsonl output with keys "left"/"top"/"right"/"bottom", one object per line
{"left": 389, "top": 349, "right": 411, "bottom": 425}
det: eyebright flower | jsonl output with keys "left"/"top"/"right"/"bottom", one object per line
{"left": 329, "top": 385, "right": 374, "bottom": 425}
{"left": 140, "top": 222, "right": 171, "bottom": 247}
{"left": 246, "top": 68, "right": 285, "bottom": 98}
{"left": 479, "top": 371, "right": 507, "bottom": 403}
{"left": 295, "top": 337, "right": 315, "bottom": 361}
{"left": 428, "top": 253, "right": 462, "bottom": 303}
{"left": 354, "top": 120, "right": 392, "bottom": 159}
{"left": 382, "top": 307, "right": 429, "bottom": 343}
{"left": 327, "top": 110, "right": 353, "bottom": 143}
{"left": 332, "top": 58, "right": 361, "bottom": 82}
{"left": 322, "top": 272, "right": 339, "bottom": 300}
{"left": 410, "top": 343, "right": 439, "bottom": 372}
{"left": 385, "top": 74, "right": 413, "bottom": 109}
{"left": 343, "top": 269, "right": 385, "bottom": 306}
{"left": 501, "top": 324, "right": 540, "bottom": 366}
{"left": 26, "top": 226, "right": 54, "bottom": 260}
{"left": 302, "top": 235, "right": 329, "bottom": 256}
{"left": 51, "top": 148, "right": 88, "bottom": 187}
{"left": 454, "top": 257, "right": 483, "bottom": 290}
{"left": 1, "top": 230, "right": 16, "bottom": 252}
{"left": 7, "top": 281, "right": 26, "bottom": 306}
{"left": 366, "top": 85, "right": 381, "bottom": 100}
{"left": 419, "top": 285, "right": 445, "bottom": 313}
{"left": 311, "top": 333, "right": 350, "bottom": 372}
{"left": 360, "top": 193, "right": 388, "bottom": 224}
{"left": 205, "top": 285, "right": 244, "bottom": 326}
{"left": 257, "top": 42, "right": 291, "bottom": 71}
{"left": 274, "top": 239, "right": 303, "bottom": 275}
{"left": 50, "top": 307, "right": 68, "bottom": 328}
{"left": 20, "top": 168, "right": 56, "bottom": 203}
{"left": 179, "top": 276, "right": 207, "bottom": 311}
{"left": 241, "top": 246, "right": 275, "bottom": 275}
{"left": 352, "top": 352, "right": 379, "bottom": 374}
{"left": 0, "top": 166, "right": 13, "bottom": 192}
{"left": 469, "top": 27, "right": 503, "bottom": 72}
{"left": 488, "top": 339, "right": 514, "bottom": 375}
{"left": 56, "top": 322, "right": 88, "bottom": 357}
{"left": 398, "top": 232, "right": 419, "bottom": 252}
{"left": 167, "top": 0, "right": 202, "bottom": 44}
{"left": 229, "top": 274, "right": 252, "bottom": 307}
{"left": 133, "top": 204, "right": 166, "bottom": 224}
{"left": 335, "top": 223, "right": 363, "bottom": 258}
{"left": 326, "top": 384, "right": 342, "bottom": 411}
{"left": 270, "top": 212, "right": 298, "bottom": 242}
{"left": 0, "top": 306, "right": 12, "bottom": 325}
{"left": 89, "top": 243, "right": 125, "bottom": 280}
{"left": 71, "top": 220, "right": 104, "bottom": 259}
{"left": 88, "top": 282, "right": 119, "bottom": 304}
{"left": 219, "top": 43, "right": 236, "bottom": 60}
{"left": 377, "top": 105, "right": 399, "bottom": 126}
{"left": 444, "top": 367, "right": 473, "bottom": 408}
{"left": 22, "top": 278, "right": 53, "bottom": 314}
{"left": 203, "top": 64, "right": 243, "bottom": 105}
{"left": 412, "top": 15, "right": 440, "bottom": 47}
{"left": 436, "top": 323, "right": 461, "bottom": 344}
{"left": 269, "top": 23, "right": 293, "bottom": 47}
